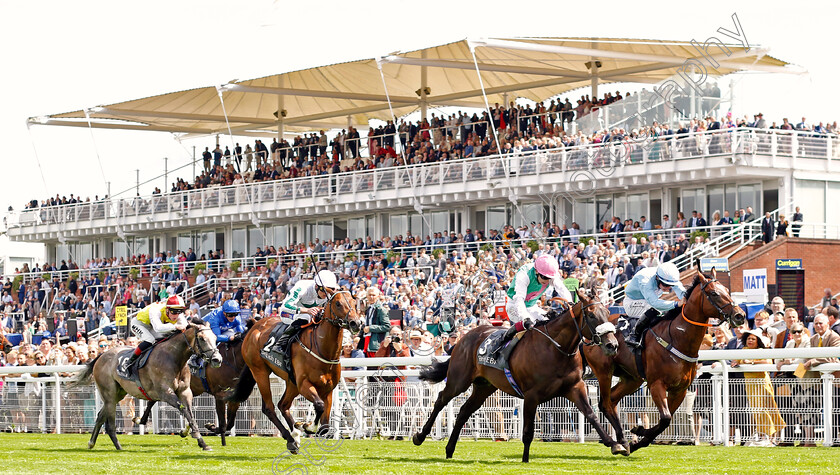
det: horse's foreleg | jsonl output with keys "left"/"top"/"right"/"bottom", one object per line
{"left": 135, "top": 400, "right": 155, "bottom": 426}
{"left": 602, "top": 376, "right": 643, "bottom": 453}
{"left": 520, "top": 395, "right": 538, "bottom": 463}
{"left": 225, "top": 402, "right": 241, "bottom": 432}
{"left": 445, "top": 383, "right": 495, "bottom": 460}
{"left": 299, "top": 380, "right": 326, "bottom": 435}
{"left": 630, "top": 383, "right": 685, "bottom": 453}
{"left": 89, "top": 407, "right": 107, "bottom": 449}
{"left": 566, "top": 380, "right": 625, "bottom": 456}
{"left": 103, "top": 401, "right": 122, "bottom": 451}
{"left": 214, "top": 397, "right": 227, "bottom": 446}
{"left": 162, "top": 391, "right": 212, "bottom": 451}
{"left": 413, "top": 373, "right": 471, "bottom": 446}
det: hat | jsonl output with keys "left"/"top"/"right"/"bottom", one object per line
{"left": 409, "top": 330, "right": 422, "bottom": 339}
{"left": 741, "top": 329, "right": 769, "bottom": 348}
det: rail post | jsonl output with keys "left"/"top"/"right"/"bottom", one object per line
{"left": 822, "top": 372, "right": 834, "bottom": 447}
{"left": 54, "top": 373, "right": 61, "bottom": 434}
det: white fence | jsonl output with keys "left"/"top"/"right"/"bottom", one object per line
{"left": 0, "top": 349, "right": 838, "bottom": 447}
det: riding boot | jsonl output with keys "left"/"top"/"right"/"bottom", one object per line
{"left": 626, "top": 308, "right": 660, "bottom": 349}
{"left": 499, "top": 319, "right": 532, "bottom": 348}
{"left": 277, "top": 319, "right": 304, "bottom": 356}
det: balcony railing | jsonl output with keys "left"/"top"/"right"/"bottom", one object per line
{"left": 6, "top": 127, "right": 840, "bottom": 232}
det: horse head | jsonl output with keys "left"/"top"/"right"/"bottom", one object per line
{"left": 186, "top": 318, "right": 223, "bottom": 368}
{"left": 0, "top": 333, "right": 12, "bottom": 354}
{"left": 575, "top": 288, "right": 619, "bottom": 356}
{"left": 695, "top": 268, "right": 746, "bottom": 328}
{"left": 323, "top": 289, "right": 361, "bottom": 333}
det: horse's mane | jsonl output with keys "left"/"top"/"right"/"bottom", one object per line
{"left": 188, "top": 316, "right": 206, "bottom": 326}
{"left": 662, "top": 275, "right": 702, "bottom": 320}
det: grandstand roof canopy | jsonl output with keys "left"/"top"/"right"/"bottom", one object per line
{"left": 31, "top": 37, "right": 800, "bottom": 138}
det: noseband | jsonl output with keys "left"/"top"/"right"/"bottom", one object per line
{"left": 321, "top": 290, "right": 356, "bottom": 329}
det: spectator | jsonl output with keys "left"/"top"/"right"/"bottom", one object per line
{"left": 730, "top": 329, "right": 786, "bottom": 446}
{"left": 358, "top": 287, "right": 390, "bottom": 357}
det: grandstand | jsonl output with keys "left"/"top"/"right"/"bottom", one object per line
{"left": 3, "top": 36, "right": 840, "bottom": 453}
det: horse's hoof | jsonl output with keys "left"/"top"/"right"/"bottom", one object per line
{"left": 132, "top": 417, "right": 142, "bottom": 425}
{"left": 611, "top": 443, "right": 630, "bottom": 456}
{"left": 629, "top": 441, "right": 641, "bottom": 453}
{"left": 293, "top": 421, "right": 304, "bottom": 430}
{"left": 88, "top": 442, "right": 95, "bottom": 450}
{"left": 203, "top": 446, "right": 213, "bottom": 452}
{"left": 316, "top": 425, "right": 330, "bottom": 438}
{"left": 412, "top": 433, "right": 425, "bottom": 446}
{"left": 303, "top": 423, "right": 317, "bottom": 435}
{"left": 630, "top": 425, "right": 645, "bottom": 437}
{"left": 286, "top": 440, "right": 299, "bottom": 455}
{"left": 204, "top": 423, "right": 217, "bottom": 431}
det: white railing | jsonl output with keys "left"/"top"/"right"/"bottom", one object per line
{"left": 0, "top": 347, "right": 838, "bottom": 446}
{"left": 8, "top": 128, "right": 840, "bottom": 234}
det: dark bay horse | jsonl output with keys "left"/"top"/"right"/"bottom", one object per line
{"left": 583, "top": 270, "right": 745, "bottom": 454}
{"left": 74, "top": 318, "right": 222, "bottom": 451}
{"left": 227, "top": 290, "right": 360, "bottom": 454}
{"left": 414, "top": 289, "right": 623, "bottom": 462}
{"left": 134, "top": 335, "right": 248, "bottom": 446}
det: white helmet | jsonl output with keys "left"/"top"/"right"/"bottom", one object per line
{"left": 315, "top": 270, "right": 339, "bottom": 290}
{"left": 656, "top": 262, "right": 681, "bottom": 286}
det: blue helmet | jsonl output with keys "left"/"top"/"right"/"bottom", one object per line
{"left": 222, "top": 299, "right": 240, "bottom": 316}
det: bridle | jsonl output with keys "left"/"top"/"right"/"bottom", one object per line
{"left": 681, "top": 278, "right": 740, "bottom": 329}
{"left": 534, "top": 298, "right": 616, "bottom": 357}
{"left": 318, "top": 289, "right": 357, "bottom": 330}
{"left": 184, "top": 325, "right": 218, "bottom": 363}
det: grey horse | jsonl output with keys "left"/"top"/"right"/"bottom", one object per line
{"left": 74, "top": 317, "right": 222, "bottom": 451}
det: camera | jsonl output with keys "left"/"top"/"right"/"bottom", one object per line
{"left": 392, "top": 336, "right": 401, "bottom": 343}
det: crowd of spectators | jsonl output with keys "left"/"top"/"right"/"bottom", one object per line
{"left": 20, "top": 96, "right": 840, "bottom": 212}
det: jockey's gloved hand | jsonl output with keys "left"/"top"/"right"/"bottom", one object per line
{"left": 232, "top": 332, "right": 243, "bottom": 342}
{"left": 523, "top": 319, "right": 534, "bottom": 330}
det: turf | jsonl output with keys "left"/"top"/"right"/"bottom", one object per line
{"left": 1, "top": 433, "right": 839, "bottom": 474}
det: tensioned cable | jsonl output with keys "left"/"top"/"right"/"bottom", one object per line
{"left": 216, "top": 86, "right": 269, "bottom": 246}
{"left": 375, "top": 60, "right": 433, "bottom": 233}
{"left": 467, "top": 42, "right": 536, "bottom": 238}
{"left": 84, "top": 109, "right": 132, "bottom": 255}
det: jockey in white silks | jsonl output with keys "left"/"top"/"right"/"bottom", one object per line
{"left": 623, "top": 261, "right": 686, "bottom": 348}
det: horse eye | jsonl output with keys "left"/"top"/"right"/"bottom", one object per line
{"left": 710, "top": 291, "right": 720, "bottom": 297}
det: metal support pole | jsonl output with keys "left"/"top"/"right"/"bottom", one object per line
{"left": 689, "top": 65, "right": 697, "bottom": 119}
{"left": 192, "top": 146, "right": 196, "bottom": 180}
{"left": 822, "top": 372, "right": 834, "bottom": 447}
{"left": 164, "top": 157, "right": 169, "bottom": 192}
{"left": 54, "top": 374, "right": 61, "bottom": 434}
{"left": 721, "top": 361, "right": 731, "bottom": 446}
{"left": 135, "top": 169, "right": 140, "bottom": 196}
{"left": 420, "top": 49, "right": 428, "bottom": 122}
{"left": 711, "top": 373, "right": 723, "bottom": 445}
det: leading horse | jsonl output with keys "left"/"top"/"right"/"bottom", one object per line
{"left": 227, "top": 289, "right": 359, "bottom": 454}
{"left": 414, "top": 289, "right": 623, "bottom": 462}
{"left": 583, "top": 270, "right": 745, "bottom": 454}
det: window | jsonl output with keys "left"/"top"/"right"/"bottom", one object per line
{"left": 681, "top": 188, "right": 706, "bottom": 217}
{"left": 627, "top": 193, "right": 647, "bottom": 222}
{"left": 389, "top": 214, "right": 407, "bottom": 237}
{"left": 573, "top": 198, "right": 595, "bottom": 233}
{"left": 486, "top": 205, "right": 506, "bottom": 233}
{"left": 348, "top": 218, "right": 366, "bottom": 240}
{"left": 795, "top": 180, "right": 825, "bottom": 224}
{"left": 737, "top": 184, "right": 761, "bottom": 215}
{"left": 707, "top": 185, "right": 724, "bottom": 221}
{"left": 231, "top": 228, "right": 247, "bottom": 258}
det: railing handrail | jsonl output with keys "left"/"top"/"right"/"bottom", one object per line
{"left": 12, "top": 126, "right": 839, "bottom": 221}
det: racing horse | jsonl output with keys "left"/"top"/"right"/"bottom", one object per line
{"left": 0, "top": 333, "right": 12, "bottom": 353}
{"left": 414, "top": 288, "right": 623, "bottom": 462}
{"left": 582, "top": 270, "right": 745, "bottom": 454}
{"left": 134, "top": 323, "right": 251, "bottom": 446}
{"left": 74, "top": 317, "right": 222, "bottom": 451}
{"left": 227, "top": 289, "right": 360, "bottom": 454}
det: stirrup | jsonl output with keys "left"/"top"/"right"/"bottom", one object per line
{"left": 626, "top": 336, "right": 642, "bottom": 348}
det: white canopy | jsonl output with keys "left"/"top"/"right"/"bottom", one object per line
{"left": 32, "top": 37, "right": 797, "bottom": 137}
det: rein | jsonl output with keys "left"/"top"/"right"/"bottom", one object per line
{"left": 295, "top": 289, "right": 351, "bottom": 366}
{"left": 533, "top": 301, "right": 606, "bottom": 357}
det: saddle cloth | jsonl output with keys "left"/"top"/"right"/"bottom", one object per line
{"left": 116, "top": 347, "right": 154, "bottom": 382}
{"left": 259, "top": 321, "right": 294, "bottom": 377}
{"left": 476, "top": 328, "right": 524, "bottom": 371}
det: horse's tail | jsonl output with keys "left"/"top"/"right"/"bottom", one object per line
{"left": 419, "top": 357, "right": 450, "bottom": 384}
{"left": 70, "top": 354, "right": 101, "bottom": 388}
{"left": 225, "top": 365, "right": 257, "bottom": 403}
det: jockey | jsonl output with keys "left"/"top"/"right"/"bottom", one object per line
{"left": 499, "top": 255, "right": 573, "bottom": 346}
{"left": 275, "top": 269, "right": 339, "bottom": 353}
{"left": 624, "top": 262, "right": 687, "bottom": 348}
{"left": 204, "top": 299, "right": 247, "bottom": 344}
{"left": 126, "top": 295, "right": 188, "bottom": 367}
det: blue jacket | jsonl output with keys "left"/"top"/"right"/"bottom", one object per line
{"left": 624, "top": 267, "right": 686, "bottom": 313}
{"left": 203, "top": 307, "right": 247, "bottom": 342}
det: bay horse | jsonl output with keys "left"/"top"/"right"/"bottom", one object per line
{"left": 582, "top": 270, "right": 745, "bottom": 454}
{"left": 0, "top": 333, "right": 12, "bottom": 353}
{"left": 134, "top": 334, "right": 248, "bottom": 446}
{"left": 227, "top": 289, "right": 360, "bottom": 454}
{"left": 414, "top": 289, "right": 623, "bottom": 462}
{"left": 74, "top": 317, "right": 223, "bottom": 451}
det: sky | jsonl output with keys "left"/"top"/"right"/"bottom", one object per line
{"left": 1, "top": 0, "right": 837, "bottom": 211}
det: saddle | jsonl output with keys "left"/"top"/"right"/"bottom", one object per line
{"left": 259, "top": 321, "right": 294, "bottom": 378}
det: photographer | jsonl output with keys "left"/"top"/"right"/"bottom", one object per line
{"left": 374, "top": 327, "right": 411, "bottom": 362}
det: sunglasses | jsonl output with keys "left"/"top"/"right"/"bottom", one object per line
{"left": 791, "top": 330, "right": 803, "bottom": 334}
{"left": 169, "top": 308, "right": 185, "bottom": 314}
